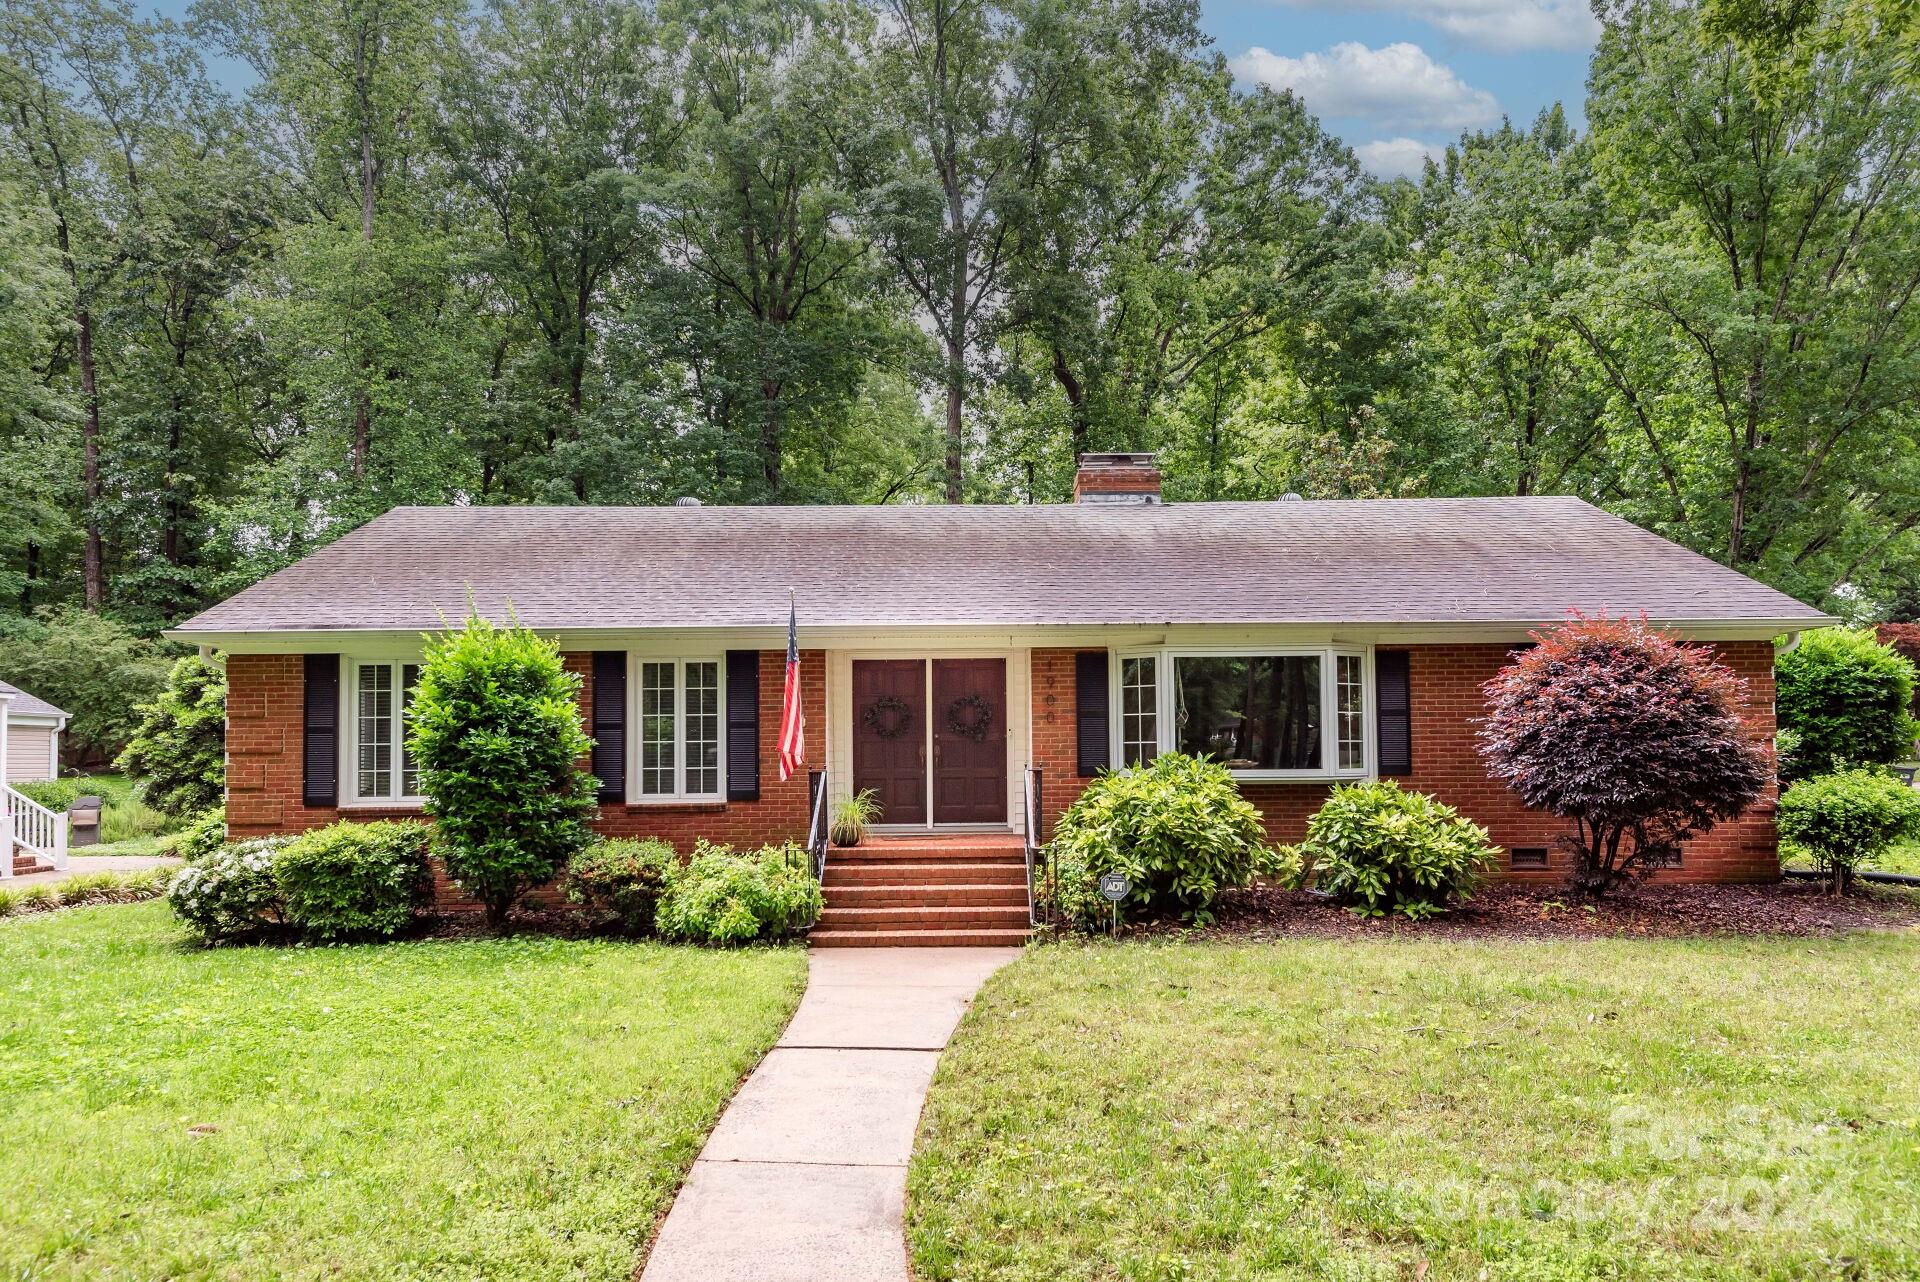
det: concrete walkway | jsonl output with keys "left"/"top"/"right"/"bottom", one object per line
{"left": 7, "top": 854, "right": 180, "bottom": 886}
{"left": 640, "top": 946, "right": 1020, "bottom": 1282}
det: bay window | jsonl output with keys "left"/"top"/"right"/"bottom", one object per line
{"left": 637, "top": 658, "right": 723, "bottom": 801}
{"left": 1113, "top": 646, "right": 1372, "bottom": 779}
{"left": 353, "top": 661, "right": 421, "bottom": 801}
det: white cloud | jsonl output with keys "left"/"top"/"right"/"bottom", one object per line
{"left": 1354, "top": 137, "right": 1444, "bottom": 179}
{"left": 1268, "top": 0, "right": 1599, "bottom": 53}
{"left": 1231, "top": 42, "right": 1501, "bottom": 133}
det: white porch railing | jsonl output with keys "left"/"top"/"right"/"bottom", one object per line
{"left": 2, "top": 785, "right": 69, "bottom": 877}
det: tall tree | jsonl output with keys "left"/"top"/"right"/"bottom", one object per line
{"left": 1411, "top": 106, "right": 1607, "bottom": 498}
{"left": 658, "top": 0, "right": 879, "bottom": 497}
{"left": 1583, "top": 0, "right": 1920, "bottom": 602}
{"left": 438, "top": 0, "right": 675, "bottom": 501}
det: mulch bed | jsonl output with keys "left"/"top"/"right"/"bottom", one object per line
{"left": 1113, "top": 879, "right": 1920, "bottom": 942}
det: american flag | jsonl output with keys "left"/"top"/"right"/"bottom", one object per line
{"left": 777, "top": 594, "right": 805, "bottom": 781}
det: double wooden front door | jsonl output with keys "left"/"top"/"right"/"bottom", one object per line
{"left": 851, "top": 658, "right": 1007, "bottom": 826}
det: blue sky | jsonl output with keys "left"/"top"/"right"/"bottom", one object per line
{"left": 151, "top": 0, "right": 1596, "bottom": 180}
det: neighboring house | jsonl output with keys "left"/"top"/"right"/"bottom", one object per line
{"left": 168, "top": 454, "right": 1831, "bottom": 942}
{"left": 0, "top": 680, "right": 68, "bottom": 783}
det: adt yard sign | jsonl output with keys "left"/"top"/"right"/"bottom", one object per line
{"left": 1099, "top": 872, "right": 1130, "bottom": 902}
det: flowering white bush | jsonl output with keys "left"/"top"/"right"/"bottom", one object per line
{"left": 167, "top": 838, "right": 292, "bottom": 944}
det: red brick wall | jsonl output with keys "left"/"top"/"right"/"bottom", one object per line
{"left": 1030, "top": 648, "right": 1097, "bottom": 839}
{"left": 225, "top": 649, "right": 828, "bottom": 910}
{"left": 1027, "top": 641, "right": 1781, "bottom": 885}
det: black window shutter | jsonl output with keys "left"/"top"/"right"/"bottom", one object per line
{"left": 1376, "top": 650, "right": 1412, "bottom": 775}
{"left": 725, "top": 650, "right": 760, "bottom": 802}
{"left": 303, "top": 654, "right": 340, "bottom": 807}
{"left": 1075, "top": 650, "right": 1111, "bottom": 776}
{"left": 591, "top": 652, "right": 626, "bottom": 804}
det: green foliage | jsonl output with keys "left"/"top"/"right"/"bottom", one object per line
{"left": 159, "top": 806, "right": 227, "bottom": 861}
{"left": 166, "top": 837, "right": 292, "bottom": 944}
{"left": 1042, "top": 753, "right": 1274, "bottom": 927}
{"left": 275, "top": 821, "right": 433, "bottom": 941}
{"left": 830, "top": 788, "right": 881, "bottom": 847}
{"left": 113, "top": 655, "right": 227, "bottom": 817}
{"left": 1778, "top": 768, "right": 1920, "bottom": 894}
{"left": 564, "top": 838, "right": 678, "bottom": 936}
{"left": 0, "top": 867, "right": 173, "bottom": 917}
{"left": 13, "top": 778, "right": 80, "bottom": 810}
{"left": 654, "top": 841, "right": 822, "bottom": 944}
{"left": 1294, "top": 781, "right": 1499, "bottom": 919}
{"left": 1776, "top": 629, "right": 1920, "bottom": 780}
{"left": 0, "top": 610, "right": 174, "bottom": 763}
{"left": 407, "top": 615, "right": 599, "bottom": 927}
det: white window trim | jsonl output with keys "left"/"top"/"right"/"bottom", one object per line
{"left": 1111, "top": 645, "right": 1375, "bottom": 782}
{"left": 342, "top": 659, "right": 426, "bottom": 807}
{"left": 627, "top": 654, "right": 728, "bottom": 805}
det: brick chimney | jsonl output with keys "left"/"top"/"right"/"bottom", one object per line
{"left": 1073, "top": 452, "right": 1162, "bottom": 505}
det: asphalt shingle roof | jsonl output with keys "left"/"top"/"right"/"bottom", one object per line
{"left": 0, "top": 680, "right": 68, "bottom": 719}
{"left": 170, "top": 497, "right": 1828, "bottom": 635}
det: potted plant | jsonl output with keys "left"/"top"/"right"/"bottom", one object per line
{"left": 830, "top": 789, "right": 881, "bottom": 848}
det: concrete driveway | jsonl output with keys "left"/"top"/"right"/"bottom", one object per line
{"left": 640, "top": 946, "right": 1020, "bottom": 1282}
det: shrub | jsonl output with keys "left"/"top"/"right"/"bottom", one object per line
{"left": 14, "top": 778, "right": 81, "bottom": 810}
{"left": 0, "top": 887, "right": 20, "bottom": 917}
{"left": 1778, "top": 768, "right": 1920, "bottom": 895}
{"left": 100, "top": 792, "right": 171, "bottom": 844}
{"left": 160, "top": 807, "right": 227, "bottom": 861}
{"left": 407, "top": 615, "right": 598, "bottom": 927}
{"left": 1479, "top": 615, "right": 1770, "bottom": 895}
{"left": 1776, "top": 628, "right": 1920, "bottom": 779}
{"left": 166, "top": 838, "right": 292, "bottom": 944}
{"left": 275, "top": 821, "right": 433, "bottom": 941}
{"left": 565, "top": 838, "right": 678, "bottom": 935}
{"left": 1294, "top": 781, "right": 1498, "bottom": 919}
{"left": 1042, "top": 753, "right": 1273, "bottom": 926}
{"left": 114, "top": 654, "right": 227, "bottom": 817}
{"left": 655, "top": 841, "right": 822, "bottom": 944}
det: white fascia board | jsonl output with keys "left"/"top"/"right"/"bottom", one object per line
{"left": 174, "top": 616, "right": 1825, "bottom": 656}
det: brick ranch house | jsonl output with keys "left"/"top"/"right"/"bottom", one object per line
{"left": 169, "top": 454, "right": 1830, "bottom": 944}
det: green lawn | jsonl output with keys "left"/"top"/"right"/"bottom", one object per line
{"left": 0, "top": 903, "right": 806, "bottom": 1280}
{"left": 910, "top": 935, "right": 1920, "bottom": 1282}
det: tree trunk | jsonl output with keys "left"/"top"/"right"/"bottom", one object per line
{"left": 76, "top": 305, "right": 105, "bottom": 611}
{"left": 350, "top": 33, "right": 377, "bottom": 480}
{"left": 761, "top": 378, "right": 783, "bottom": 495}
{"left": 1051, "top": 345, "right": 1088, "bottom": 460}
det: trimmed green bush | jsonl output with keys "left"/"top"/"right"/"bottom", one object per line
{"left": 114, "top": 654, "right": 227, "bottom": 817}
{"left": 1778, "top": 768, "right": 1920, "bottom": 894}
{"left": 565, "top": 838, "right": 677, "bottom": 935}
{"left": 1295, "top": 780, "right": 1498, "bottom": 919}
{"left": 1042, "top": 752, "right": 1274, "bottom": 926}
{"left": 166, "top": 838, "right": 293, "bottom": 944}
{"left": 14, "top": 778, "right": 81, "bottom": 810}
{"left": 160, "top": 807, "right": 227, "bottom": 861}
{"left": 275, "top": 821, "right": 433, "bottom": 941}
{"left": 1777, "top": 628, "right": 1920, "bottom": 780}
{"left": 655, "top": 841, "right": 822, "bottom": 944}
{"left": 407, "top": 615, "right": 598, "bottom": 927}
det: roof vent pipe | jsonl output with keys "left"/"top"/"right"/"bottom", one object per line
{"left": 673, "top": 496, "right": 703, "bottom": 507}
{"left": 1279, "top": 492, "right": 1304, "bottom": 502}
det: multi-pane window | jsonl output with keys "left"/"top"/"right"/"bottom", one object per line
{"left": 1336, "top": 654, "right": 1366, "bottom": 771}
{"left": 1175, "top": 655, "right": 1323, "bottom": 770}
{"left": 1120, "top": 656, "right": 1158, "bottom": 767}
{"left": 640, "top": 662, "right": 677, "bottom": 795}
{"left": 684, "top": 661, "right": 720, "bottom": 795}
{"left": 355, "top": 662, "right": 421, "bottom": 799}
{"left": 1123, "top": 648, "right": 1371, "bottom": 778}
{"left": 638, "top": 659, "right": 724, "bottom": 800}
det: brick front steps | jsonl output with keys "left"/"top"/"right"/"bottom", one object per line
{"left": 11, "top": 851, "right": 54, "bottom": 876}
{"left": 810, "top": 834, "right": 1031, "bottom": 948}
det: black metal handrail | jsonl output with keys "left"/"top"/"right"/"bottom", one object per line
{"left": 1023, "top": 765, "right": 1045, "bottom": 927}
{"left": 806, "top": 768, "right": 829, "bottom": 883}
